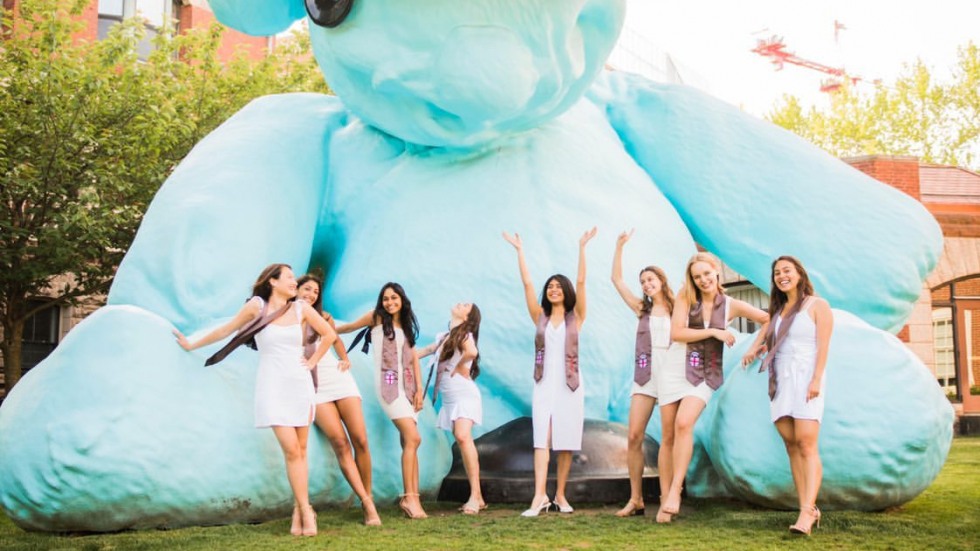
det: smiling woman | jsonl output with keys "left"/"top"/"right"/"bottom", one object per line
{"left": 334, "top": 282, "right": 427, "bottom": 519}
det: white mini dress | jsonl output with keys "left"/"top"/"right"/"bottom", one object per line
{"left": 657, "top": 297, "right": 730, "bottom": 406}
{"left": 630, "top": 314, "right": 672, "bottom": 398}
{"left": 371, "top": 325, "right": 417, "bottom": 421}
{"left": 770, "top": 299, "right": 827, "bottom": 423}
{"left": 435, "top": 335, "right": 482, "bottom": 431}
{"left": 314, "top": 349, "right": 362, "bottom": 404}
{"left": 253, "top": 300, "right": 315, "bottom": 428}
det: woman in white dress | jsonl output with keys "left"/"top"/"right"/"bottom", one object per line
{"left": 742, "top": 256, "right": 832, "bottom": 535}
{"left": 659, "top": 252, "right": 769, "bottom": 521}
{"left": 174, "top": 264, "right": 337, "bottom": 537}
{"left": 336, "top": 282, "right": 426, "bottom": 519}
{"left": 503, "top": 227, "right": 597, "bottom": 517}
{"left": 295, "top": 274, "right": 381, "bottom": 526}
{"left": 417, "top": 302, "right": 485, "bottom": 515}
{"left": 610, "top": 229, "right": 677, "bottom": 520}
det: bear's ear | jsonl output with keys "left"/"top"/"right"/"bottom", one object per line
{"left": 209, "top": 0, "right": 306, "bottom": 36}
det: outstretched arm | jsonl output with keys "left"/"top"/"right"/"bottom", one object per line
{"left": 730, "top": 298, "right": 770, "bottom": 327}
{"left": 575, "top": 227, "right": 597, "bottom": 325}
{"left": 502, "top": 232, "right": 543, "bottom": 324}
{"left": 611, "top": 228, "right": 643, "bottom": 316}
{"left": 335, "top": 310, "right": 375, "bottom": 335}
{"left": 174, "top": 298, "right": 261, "bottom": 351}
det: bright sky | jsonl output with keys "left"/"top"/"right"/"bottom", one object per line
{"left": 620, "top": 0, "right": 980, "bottom": 116}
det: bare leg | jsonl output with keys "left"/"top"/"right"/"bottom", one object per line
{"left": 314, "top": 401, "right": 379, "bottom": 525}
{"left": 453, "top": 418, "right": 484, "bottom": 513}
{"left": 392, "top": 417, "right": 426, "bottom": 518}
{"left": 527, "top": 421, "right": 552, "bottom": 512}
{"left": 335, "top": 397, "right": 373, "bottom": 495}
{"left": 793, "top": 419, "right": 823, "bottom": 531}
{"left": 656, "top": 400, "right": 679, "bottom": 523}
{"left": 617, "top": 394, "right": 656, "bottom": 516}
{"left": 774, "top": 417, "right": 804, "bottom": 510}
{"left": 554, "top": 451, "right": 574, "bottom": 511}
{"left": 661, "top": 396, "right": 706, "bottom": 515}
{"left": 272, "top": 425, "right": 315, "bottom": 535}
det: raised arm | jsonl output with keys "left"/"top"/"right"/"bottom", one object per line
{"left": 335, "top": 310, "right": 375, "bottom": 335}
{"left": 809, "top": 298, "right": 833, "bottom": 401}
{"left": 574, "top": 227, "right": 597, "bottom": 325}
{"left": 611, "top": 228, "right": 642, "bottom": 316}
{"left": 173, "top": 298, "right": 261, "bottom": 351}
{"left": 460, "top": 334, "right": 478, "bottom": 363}
{"left": 502, "top": 232, "right": 543, "bottom": 324}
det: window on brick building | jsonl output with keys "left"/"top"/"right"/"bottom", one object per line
{"left": 932, "top": 307, "right": 956, "bottom": 393}
{"left": 725, "top": 284, "right": 769, "bottom": 334}
{"left": 21, "top": 299, "right": 61, "bottom": 375}
{"left": 98, "top": 0, "right": 175, "bottom": 59}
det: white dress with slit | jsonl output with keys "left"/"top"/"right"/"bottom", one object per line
{"left": 532, "top": 319, "right": 585, "bottom": 451}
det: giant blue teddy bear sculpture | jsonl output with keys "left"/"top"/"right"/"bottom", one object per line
{"left": 0, "top": 0, "right": 953, "bottom": 531}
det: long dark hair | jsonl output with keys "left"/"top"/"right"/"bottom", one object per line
{"left": 768, "top": 255, "right": 814, "bottom": 317}
{"left": 296, "top": 273, "right": 324, "bottom": 313}
{"left": 540, "top": 274, "right": 576, "bottom": 316}
{"left": 439, "top": 304, "right": 482, "bottom": 379}
{"left": 639, "top": 265, "right": 675, "bottom": 316}
{"left": 297, "top": 273, "right": 324, "bottom": 346}
{"left": 252, "top": 263, "right": 291, "bottom": 301}
{"left": 374, "top": 282, "right": 420, "bottom": 347}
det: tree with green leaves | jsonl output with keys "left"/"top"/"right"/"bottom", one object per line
{"left": 0, "top": 0, "right": 328, "bottom": 392}
{"left": 768, "top": 42, "right": 980, "bottom": 171}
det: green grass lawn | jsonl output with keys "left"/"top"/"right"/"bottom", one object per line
{"left": 2, "top": 438, "right": 978, "bottom": 550}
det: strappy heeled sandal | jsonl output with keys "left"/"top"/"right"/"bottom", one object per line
{"left": 615, "top": 500, "right": 645, "bottom": 517}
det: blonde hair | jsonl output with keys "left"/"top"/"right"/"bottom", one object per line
{"left": 682, "top": 252, "right": 725, "bottom": 305}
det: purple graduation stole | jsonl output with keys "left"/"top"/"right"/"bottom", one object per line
{"left": 758, "top": 298, "right": 806, "bottom": 400}
{"left": 634, "top": 312, "right": 652, "bottom": 386}
{"left": 302, "top": 325, "right": 320, "bottom": 391}
{"left": 685, "top": 293, "right": 727, "bottom": 390}
{"left": 534, "top": 311, "right": 580, "bottom": 391}
{"left": 380, "top": 330, "right": 415, "bottom": 404}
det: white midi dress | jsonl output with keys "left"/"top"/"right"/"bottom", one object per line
{"left": 532, "top": 319, "right": 585, "bottom": 451}
{"left": 657, "top": 297, "right": 730, "bottom": 406}
{"left": 630, "top": 314, "right": 672, "bottom": 398}
{"left": 314, "top": 348, "right": 362, "bottom": 404}
{"left": 371, "top": 325, "right": 417, "bottom": 421}
{"left": 253, "top": 301, "right": 315, "bottom": 428}
{"left": 435, "top": 335, "right": 482, "bottom": 431}
{"left": 770, "top": 299, "right": 826, "bottom": 423}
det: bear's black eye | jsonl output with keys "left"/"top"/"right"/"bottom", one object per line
{"left": 305, "top": 0, "right": 354, "bottom": 28}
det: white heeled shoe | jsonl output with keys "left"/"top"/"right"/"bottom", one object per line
{"left": 554, "top": 499, "right": 574, "bottom": 514}
{"left": 520, "top": 498, "right": 552, "bottom": 517}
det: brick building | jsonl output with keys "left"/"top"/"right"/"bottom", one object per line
{"left": 725, "top": 155, "right": 980, "bottom": 428}
{"left": 5, "top": 1, "right": 272, "bottom": 60}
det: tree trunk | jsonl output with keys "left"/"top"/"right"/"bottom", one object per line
{"left": 2, "top": 319, "right": 24, "bottom": 395}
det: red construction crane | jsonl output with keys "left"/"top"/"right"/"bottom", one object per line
{"left": 751, "top": 35, "right": 865, "bottom": 93}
